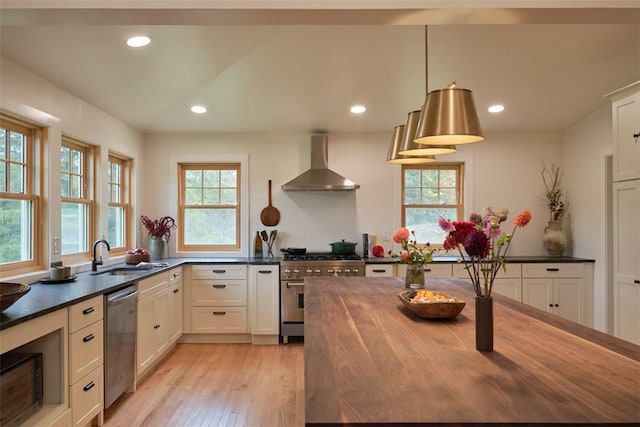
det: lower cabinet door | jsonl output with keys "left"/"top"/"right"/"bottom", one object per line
{"left": 70, "top": 366, "right": 103, "bottom": 426}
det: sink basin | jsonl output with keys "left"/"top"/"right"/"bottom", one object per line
{"left": 91, "top": 267, "right": 149, "bottom": 276}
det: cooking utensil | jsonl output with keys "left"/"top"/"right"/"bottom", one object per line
{"left": 267, "top": 230, "right": 277, "bottom": 257}
{"left": 261, "top": 230, "right": 268, "bottom": 242}
{"left": 281, "top": 248, "right": 306, "bottom": 256}
{"left": 260, "top": 180, "right": 280, "bottom": 226}
{"left": 329, "top": 239, "right": 357, "bottom": 256}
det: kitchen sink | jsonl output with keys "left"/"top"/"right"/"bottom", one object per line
{"left": 91, "top": 266, "right": 151, "bottom": 276}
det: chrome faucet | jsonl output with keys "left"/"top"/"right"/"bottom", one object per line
{"left": 92, "top": 239, "right": 111, "bottom": 271}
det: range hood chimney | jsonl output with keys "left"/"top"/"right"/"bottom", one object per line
{"left": 282, "top": 134, "right": 360, "bottom": 191}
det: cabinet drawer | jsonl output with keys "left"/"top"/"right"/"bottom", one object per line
{"left": 69, "top": 295, "right": 103, "bottom": 333}
{"left": 192, "top": 264, "right": 246, "bottom": 280}
{"left": 192, "top": 280, "right": 246, "bottom": 306}
{"left": 453, "top": 263, "right": 521, "bottom": 279}
{"left": 69, "top": 320, "right": 103, "bottom": 385}
{"left": 366, "top": 264, "right": 395, "bottom": 277}
{"left": 522, "top": 263, "right": 584, "bottom": 278}
{"left": 422, "top": 264, "right": 453, "bottom": 277}
{"left": 70, "top": 366, "right": 103, "bottom": 426}
{"left": 138, "top": 272, "right": 169, "bottom": 299}
{"left": 169, "top": 266, "right": 183, "bottom": 285}
{"left": 191, "top": 307, "right": 247, "bottom": 333}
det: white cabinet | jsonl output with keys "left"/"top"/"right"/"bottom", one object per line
{"left": 136, "top": 272, "right": 170, "bottom": 378}
{"left": 168, "top": 267, "right": 183, "bottom": 345}
{"left": 365, "top": 264, "right": 396, "bottom": 277}
{"left": 453, "top": 263, "right": 522, "bottom": 301}
{"left": 248, "top": 265, "right": 279, "bottom": 343}
{"left": 613, "top": 180, "right": 640, "bottom": 345}
{"left": 522, "top": 263, "right": 592, "bottom": 326}
{"left": 610, "top": 83, "right": 640, "bottom": 182}
{"left": 68, "top": 296, "right": 104, "bottom": 427}
{"left": 190, "top": 265, "right": 248, "bottom": 334}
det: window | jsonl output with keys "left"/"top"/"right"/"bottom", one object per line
{"left": 0, "top": 117, "right": 40, "bottom": 274}
{"left": 60, "top": 137, "right": 93, "bottom": 261}
{"left": 107, "top": 155, "right": 131, "bottom": 251}
{"left": 178, "top": 163, "right": 240, "bottom": 251}
{"left": 402, "top": 163, "right": 464, "bottom": 245}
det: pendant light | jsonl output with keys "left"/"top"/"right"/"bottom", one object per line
{"left": 396, "top": 26, "right": 457, "bottom": 157}
{"left": 387, "top": 124, "right": 436, "bottom": 164}
{"left": 414, "top": 81, "right": 484, "bottom": 145}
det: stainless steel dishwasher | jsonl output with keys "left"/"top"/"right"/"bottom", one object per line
{"left": 104, "top": 284, "right": 138, "bottom": 409}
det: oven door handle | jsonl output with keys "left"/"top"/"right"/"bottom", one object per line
{"left": 286, "top": 282, "right": 304, "bottom": 288}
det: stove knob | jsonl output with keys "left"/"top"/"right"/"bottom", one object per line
{"left": 353, "top": 268, "right": 360, "bottom": 275}
{"left": 314, "top": 269, "right": 322, "bottom": 275}
{"left": 306, "top": 269, "right": 313, "bottom": 275}
{"left": 336, "top": 268, "right": 343, "bottom": 275}
{"left": 344, "top": 268, "right": 351, "bottom": 275}
{"left": 284, "top": 269, "right": 292, "bottom": 278}
{"left": 293, "top": 269, "right": 300, "bottom": 278}
{"left": 327, "top": 268, "right": 334, "bottom": 275}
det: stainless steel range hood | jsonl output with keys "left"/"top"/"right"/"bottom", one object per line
{"left": 282, "top": 134, "right": 360, "bottom": 191}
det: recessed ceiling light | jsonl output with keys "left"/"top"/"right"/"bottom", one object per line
{"left": 190, "top": 105, "right": 207, "bottom": 114}
{"left": 126, "top": 36, "right": 151, "bottom": 48}
{"left": 350, "top": 105, "right": 366, "bottom": 114}
{"left": 488, "top": 104, "right": 505, "bottom": 113}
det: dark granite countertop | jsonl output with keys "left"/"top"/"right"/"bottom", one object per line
{"left": 1, "top": 257, "right": 279, "bottom": 331}
{"left": 365, "top": 255, "right": 595, "bottom": 264}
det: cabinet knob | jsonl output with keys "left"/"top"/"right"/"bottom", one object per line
{"left": 258, "top": 270, "right": 272, "bottom": 274}
{"left": 173, "top": 288, "right": 180, "bottom": 293}
{"left": 82, "top": 306, "right": 95, "bottom": 315}
{"left": 633, "top": 132, "right": 639, "bottom": 141}
{"left": 634, "top": 279, "right": 640, "bottom": 284}
{"left": 83, "top": 381, "right": 96, "bottom": 392}
{"left": 213, "top": 284, "right": 226, "bottom": 289}
{"left": 82, "top": 333, "right": 95, "bottom": 343}
{"left": 213, "top": 311, "right": 226, "bottom": 316}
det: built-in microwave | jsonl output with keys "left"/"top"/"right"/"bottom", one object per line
{"left": 0, "top": 352, "right": 43, "bottom": 426}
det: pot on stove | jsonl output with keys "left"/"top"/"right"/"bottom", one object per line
{"left": 281, "top": 247, "right": 307, "bottom": 256}
{"left": 329, "top": 239, "right": 358, "bottom": 256}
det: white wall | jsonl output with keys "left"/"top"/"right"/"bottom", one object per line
{"left": 0, "top": 56, "right": 144, "bottom": 273}
{"left": 563, "top": 104, "right": 613, "bottom": 332}
{"left": 143, "top": 130, "right": 566, "bottom": 257}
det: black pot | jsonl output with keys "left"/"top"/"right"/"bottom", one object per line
{"left": 329, "top": 240, "right": 357, "bottom": 256}
{"left": 281, "top": 248, "right": 307, "bottom": 256}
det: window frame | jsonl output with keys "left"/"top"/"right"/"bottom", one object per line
{"left": 401, "top": 162, "right": 465, "bottom": 246}
{"left": 107, "top": 154, "right": 132, "bottom": 254}
{"left": 60, "top": 136, "right": 94, "bottom": 264}
{"left": 0, "top": 116, "right": 42, "bottom": 275}
{"left": 177, "top": 162, "right": 241, "bottom": 252}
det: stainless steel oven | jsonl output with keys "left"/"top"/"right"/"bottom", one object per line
{"left": 280, "top": 254, "right": 364, "bottom": 343}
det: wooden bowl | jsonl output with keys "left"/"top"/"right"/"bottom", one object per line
{"left": 398, "top": 289, "right": 466, "bottom": 319}
{"left": 125, "top": 253, "right": 151, "bottom": 265}
{"left": 1, "top": 282, "right": 31, "bottom": 311}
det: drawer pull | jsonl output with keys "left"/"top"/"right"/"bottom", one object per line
{"left": 634, "top": 279, "right": 640, "bottom": 284}
{"left": 82, "top": 307, "right": 95, "bottom": 315}
{"left": 213, "top": 311, "right": 226, "bottom": 315}
{"left": 258, "top": 270, "right": 272, "bottom": 274}
{"left": 372, "top": 269, "right": 387, "bottom": 273}
{"left": 173, "top": 288, "right": 180, "bottom": 294}
{"left": 212, "top": 269, "right": 226, "bottom": 274}
{"left": 424, "top": 268, "right": 432, "bottom": 272}
{"left": 546, "top": 268, "right": 560, "bottom": 272}
{"left": 82, "top": 333, "right": 95, "bottom": 343}
{"left": 83, "top": 381, "right": 95, "bottom": 392}
{"left": 213, "top": 284, "right": 226, "bottom": 289}
{"left": 173, "top": 273, "right": 181, "bottom": 278}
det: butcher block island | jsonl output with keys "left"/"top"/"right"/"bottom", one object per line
{"left": 304, "top": 276, "right": 639, "bottom": 426}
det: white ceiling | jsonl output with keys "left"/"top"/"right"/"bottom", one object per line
{"left": 0, "top": 4, "right": 638, "bottom": 135}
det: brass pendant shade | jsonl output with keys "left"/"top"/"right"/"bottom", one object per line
{"left": 398, "top": 110, "right": 456, "bottom": 156}
{"left": 414, "top": 83, "right": 484, "bottom": 146}
{"left": 386, "top": 124, "right": 436, "bottom": 164}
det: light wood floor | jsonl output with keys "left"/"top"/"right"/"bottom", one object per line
{"left": 103, "top": 342, "right": 305, "bottom": 427}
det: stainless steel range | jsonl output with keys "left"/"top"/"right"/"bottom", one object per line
{"left": 280, "top": 253, "right": 365, "bottom": 343}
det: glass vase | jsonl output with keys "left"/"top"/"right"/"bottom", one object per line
{"left": 405, "top": 264, "right": 425, "bottom": 290}
{"left": 475, "top": 296, "right": 494, "bottom": 352}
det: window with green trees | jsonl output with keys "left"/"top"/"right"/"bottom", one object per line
{"left": 107, "top": 155, "right": 130, "bottom": 251}
{"left": 402, "top": 163, "right": 464, "bottom": 245}
{"left": 178, "top": 163, "right": 240, "bottom": 251}
{"left": 0, "top": 117, "right": 40, "bottom": 274}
